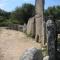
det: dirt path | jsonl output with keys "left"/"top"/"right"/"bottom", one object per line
{"left": 0, "top": 28, "right": 41, "bottom": 60}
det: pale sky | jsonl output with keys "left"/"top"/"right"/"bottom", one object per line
{"left": 0, "top": 0, "right": 60, "bottom": 12}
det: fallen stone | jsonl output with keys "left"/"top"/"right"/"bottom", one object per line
{"left": 20, "top": 47, "right": 43, "bottom": 60}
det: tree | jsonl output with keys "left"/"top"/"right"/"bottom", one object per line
{"left": 0, "top": 9, "right": 11, "bottom": 19}
{"left": 44, "top": 6, "right": 60, "bottom": 20}
{"left": 0, "top": 9, "right": 11, "bottom": 26}
{"left": 10, "top": 3, "right": 35, "bottom": 24}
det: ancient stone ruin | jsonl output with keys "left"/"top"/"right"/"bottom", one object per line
{"left": 27, "top": 0, "right": 46, "bottom": 46}
{"left": 26, "top": 0, "right": 60, "bottom": 60}
{"left": 35, "top": 0, "right": 46, "bottom": 46}
{"left": 27, "top": 17, "right": 35, "bottom": 37}
{"left": 20, "top": 48, "right": 43, "bottom": 60}
{"left": 46, "top": 16, "right": 56, "bottom": 60}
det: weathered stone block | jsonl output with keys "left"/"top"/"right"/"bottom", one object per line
{"left": 20, "top": 48, "right": 43, "bottom": 60}
{"left": 27, "top": 17, "right": 35, "bottom": 37}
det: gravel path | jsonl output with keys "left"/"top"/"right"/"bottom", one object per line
{"left": 0, "top": 28, "right": 41, "bottom": 60}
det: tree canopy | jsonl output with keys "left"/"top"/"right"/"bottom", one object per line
{"left": 0, "top": 3, "right": 35, "bottom": 26}
{"left": 44, "top": 6, "right": 60, "bottom": 20}
{"left": 0, "top": 4, "right": 60, "bottom": 26}
{"left": 10, "top": 3, "right": 35, "bottom": 24}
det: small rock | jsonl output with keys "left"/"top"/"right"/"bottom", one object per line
{"left": 43, "top": 56, "right": 49, "bottom": 60}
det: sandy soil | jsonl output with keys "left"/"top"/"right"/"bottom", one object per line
{"left": 0, "top": 28, "right": 41, "bottom": 60}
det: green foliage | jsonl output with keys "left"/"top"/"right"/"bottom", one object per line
{"left": 0, "top": 5, "right": 60, "bottom": 26}
{"left": 10, "top": 3, "right": 35, "bottom": 24}
{"left": 0, "top": 9, "right": 11, "bottom": 26}
{"left": 27, "top": 32, "right": 32, "bottom": 37}
{"left": 0, "top": 9, "right": 11, "bottom": 19}
{"left": 0, "top": 3, "right": 35, "bottom": 26}
{"left": 44, "top": 6, "right": 60, "bottom": 20}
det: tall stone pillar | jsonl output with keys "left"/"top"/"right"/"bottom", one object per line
{"left": 35, "top": 0, "right": 45, "bottom": 46}
{"left": 46, "top": 16, "right": 56, "bottom": 60}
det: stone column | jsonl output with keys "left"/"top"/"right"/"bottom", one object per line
{"left": 35, "top": 0, "right": 45, "bottom": 46}
{"left": 46, "top": 16, "right": 56, "bottom": 60}
{"left": 27, "top": 17, "right": 35, "bottom": 37}
{"left": 23, "top": 23, "right": 27, "bottom": 33}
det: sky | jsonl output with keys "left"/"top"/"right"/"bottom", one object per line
{"left": 0, "top": 0, "right": 60, "bottom": 12}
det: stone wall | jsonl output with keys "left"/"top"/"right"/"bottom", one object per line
{"left": 8, "top": 24, "right": 24, "bottom": 32}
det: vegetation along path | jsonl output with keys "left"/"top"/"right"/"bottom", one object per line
{"left": 0, "top": 28, "right": 41, "bottom": 60}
